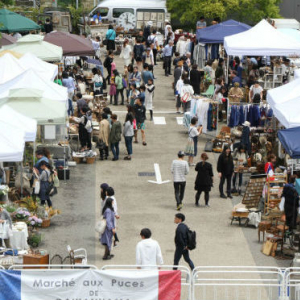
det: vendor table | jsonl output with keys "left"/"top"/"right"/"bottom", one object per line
{"left": 11, "top": 224, "right": 29, "bottom": 250}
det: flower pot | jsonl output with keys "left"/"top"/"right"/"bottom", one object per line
{"left": 41, "top": 219, "right": 51, "bottom": 228}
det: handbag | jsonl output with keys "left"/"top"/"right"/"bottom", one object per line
{"left": 15, "top": 172, "right": 31, "bottom": 189}
{"left": 34, "top": 179, "right": 40, "bottom": 194}
{"left": 97, "top": 139, "right": 106, "bottom": 150}
{"left": 103, "top": 39, "right": 108, "bottom": 46}
{"left": 95, "top": 218, "right": 107, "bottom": 234}
{"left": 53, "top": 175, "right": 60, "bottom": 188}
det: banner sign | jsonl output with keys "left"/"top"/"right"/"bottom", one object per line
{"left": 0, "top": 269, "right": 181, "bottom": 300}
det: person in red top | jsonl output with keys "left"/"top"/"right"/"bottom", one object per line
{"left": 265, "top": 153, "right": 276, "bottom": 180}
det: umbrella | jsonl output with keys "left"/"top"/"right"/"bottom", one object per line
{"left": 2, "top": 34, "right": 62, "bottom": 61}
{"left": 0, "top": 8, "right": 40, "bottom": 33}
{"left": 0, "top": 33, "right": 17, "bottom": 47}
{"left": 44, "top": 31, "right": 95, "bottom": 56}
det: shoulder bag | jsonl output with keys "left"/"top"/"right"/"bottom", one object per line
{"left": 95, "top": 218, "right": 107, "bottom": 234}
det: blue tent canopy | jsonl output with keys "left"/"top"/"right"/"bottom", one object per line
{"left": 196, "top": 19, "right": 251, "bottom": 44}
{"left": 278, "top": 127, "right": 300, "bottom": 158}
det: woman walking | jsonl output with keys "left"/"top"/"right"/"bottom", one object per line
{"left": 217, "top": 145, "right": 234, "bottom": 199}
{"left": 122, "top": 39, "right": 132, "bottom": 67}
{"left": 100, "top": 198, "right": 115, "bottom": 260}
{"left": 123, "top": 113, "right": 134, "bottom": 160}
{"left": 194, "top": 153, "right": 214, "bottom": 207}
{"left": 185, "top": 117, "right": 202, "bottom": 166}
{"left": 114, "top": 70, "right": 124, "bottom": 105}
{"left": 109, "top": 114, "right": 122, "bottom": 161}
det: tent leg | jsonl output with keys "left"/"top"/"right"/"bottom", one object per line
{"left": 20, "top": 163, "right": 23, "bottom": 198}
{"left": 226, "top": 55, "right": 230, "bottom": 85}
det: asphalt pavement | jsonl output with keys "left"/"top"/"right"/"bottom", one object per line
{"left": 41, "top": 54, "right": 292, "bottom": 269}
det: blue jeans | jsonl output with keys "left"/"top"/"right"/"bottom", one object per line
{"left": 111, "top": 142, "right": 119, "bottom": 159}
{"left": 67, "top": 98, "right": 74, "bottom": 116}
{"left": 125, "top": 136, "right": 133, "bottom": 155}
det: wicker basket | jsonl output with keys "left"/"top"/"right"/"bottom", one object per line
{"left": 41, "top": 219, "right": 51, "bottom": 228}
{"left": 86, "top": 157, "right": 96, "bottom": 164}
{"left": 72, "top": 156, "right": 83, "bottom": 164}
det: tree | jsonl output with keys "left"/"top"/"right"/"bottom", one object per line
{"left": 166, "top": 0, "right": 281, "bottom": 27}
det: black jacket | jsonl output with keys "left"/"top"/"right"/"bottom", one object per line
{"left": 217, "top": 152, "right": 234, "bottom": 175}
{"left": 134, "top": 104, "right": 146, "bottom": 124}
{"left": 190, "top": 69, "right": 201, "bottom": 95}
{"left": 175, "top": 223, "right": 188, "bottom": 248}
{"left": 195, "top": 162, "right": 213, "bottom": 190}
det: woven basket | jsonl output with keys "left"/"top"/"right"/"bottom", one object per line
{"left": 86, "top": 157, "right": 96, "bottom": 164}
{"left": 73, "top": 156, "right": 83, "bottom": 164}
{"left": 41, "top": 219, "right": 51, "bottom": 228}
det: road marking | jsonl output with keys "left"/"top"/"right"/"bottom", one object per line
{"left": 176, "top": 117, "right": 183, "bottom": 125}
{"left": 148, "top": 163, "right": 170, "bottom": 185}
{"left": 153, "top": 117, "right": 166, "bottom": 125}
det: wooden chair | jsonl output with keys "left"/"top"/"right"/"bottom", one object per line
{"left": 258, "top": 221, "right": 271, "bottom": 242}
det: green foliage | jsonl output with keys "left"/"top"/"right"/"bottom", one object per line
{"left": 68, "top": 6, "right": 88, "bottom": 34}
{"left": 166, "top": 0, "right": 282, "bottom": 28}
{"left": 0, "top": 0, "right": 14, "bottom": 7}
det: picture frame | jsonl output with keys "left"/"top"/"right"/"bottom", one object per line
{"left": 144, "top": 12, "right": 150, "bottom": 21}
{"left": 151, "top": 13, "right": 157, "bottom": 21}
{"left": 157, "top": 13, "right": 164, "bottom": 22}
{"left": 137, "top": 12, "right": 143, "bottom": 21}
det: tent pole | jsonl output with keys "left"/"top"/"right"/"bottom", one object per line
{"left": 20, "top": 162, "right": 23, "bottom": 198}
{"left": 226, "top": 55, "right": 229, "bottom": 85}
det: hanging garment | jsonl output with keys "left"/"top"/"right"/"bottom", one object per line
{"left": 238, "top": 105, "right": 245, "bottom": 126}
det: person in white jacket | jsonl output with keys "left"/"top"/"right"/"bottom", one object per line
{"left": 180, "top": 78, "right": 194, "bottom": 113}
{"left": 136, "top": 228, "right": 163, "bottom": 268}
{"left": 176, "top": 35, "right": 189, "bottom": 57}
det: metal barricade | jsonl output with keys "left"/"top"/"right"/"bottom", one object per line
{"left": 8, "top": 264, "right": 98, "bottom": 270}
{"left": 101, "top": 264, "right": 192, "bottom": 300}
{"left": 284, "top": 267, "right": 300, "bottom": 300}
{"left": 192, "top": 266, "right": 284, "bottom": 300}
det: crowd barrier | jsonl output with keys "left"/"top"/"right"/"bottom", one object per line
{"left": 5, "top": 264, "right": 300, "bottom": 299}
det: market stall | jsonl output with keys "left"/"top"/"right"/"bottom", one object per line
{"left": 0, "top": 53, "right": 26, "bottom": 84}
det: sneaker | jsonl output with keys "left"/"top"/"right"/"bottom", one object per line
{"left": 124, "top": 156, "right": 131, "bottom": 160}
{"left": 177, "top": 205, "right": 181, "bottom": 211}
{"left": 180, "top": 203, "right": 183, "bottom": 209}
{"left": 227, "top": 195, "right": 233, "bottom": 199}
{"left": 220, "top": 194, "right": 227, "bottom": 199}
{"left": 205, "top": 204, "right": 210, "bottom": 208}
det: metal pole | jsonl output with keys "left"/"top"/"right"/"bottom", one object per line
{"left": 76, "top": 0, "right": 78, "bottom": 9}
{"left": 226, "top": 55, "right": 229, "bottom": 85}
{"left": 20, "top": 163, "right": 23, "bottom": 198}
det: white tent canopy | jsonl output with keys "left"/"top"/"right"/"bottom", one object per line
{"left": 0, "top": 125, "right": 25, "bottom": 162}
{"left": 19, "top": 53, "right": 58, "bottom": 81}
{"left": 0, "top": 88, "right": 67, "bottom": 125}
{"left": 224, "top": 19, "right": 300, "bottom": 56}
{"left": 267, "top": 78, "right": 300, "bottom": 106}
{"left": 0, "top": 69, "right": 67, "bottom": 103}
{"left": 0, "top": 105, "right": 37, "bottom": 142}
{"left": 2, "top": 34, "right": 63, "bottom": 62}
{"left": 0, "top": 53, "right": 26, "bottom": 84}
{"left": 272, "top": 99, "right": 300, "bottom": 129}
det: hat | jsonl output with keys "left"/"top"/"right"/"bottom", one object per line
{"left": 178, "top": 151, "right": 185, "bottom": 157}
{"left": 165, "top": 19, "right": 170, "bottom": 23}
{"left": 242, "top": 121, "right": 250, "bottom": 127}
{"left": 100, "top": 183, "right": 109, "bottom": 190}
{"left": 146, "top": 47, "right": 151, "bottom": 51}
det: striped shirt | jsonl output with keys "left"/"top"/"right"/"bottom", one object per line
{"left": 171, "top": 160, "right": 189, "bottom": 182}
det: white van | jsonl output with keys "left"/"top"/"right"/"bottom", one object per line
{"left": 85, "top": 0, "right": 170, "bottom": 31}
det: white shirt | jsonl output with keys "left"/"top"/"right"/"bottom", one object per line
{"left": 136, "top": 238, "right": 163, "bottom": 268}
{"left": 102, "top": 196, "right": 118, "bottom": 216}
{"left": 250, "top": 85, "right": 263, "bottom": 99}
{"left": 123, "top": 44, "right": 132, "bottom": 60}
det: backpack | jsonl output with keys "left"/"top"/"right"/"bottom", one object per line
{"left": 122, "top": 77, "right": 127, "bottom": 88}
{"left": 186, "top": 227, "right": 196, "bottom": 250}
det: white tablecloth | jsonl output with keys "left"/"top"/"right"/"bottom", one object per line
{"left": 10, "top": 224, "right": 29, "bottom": 250}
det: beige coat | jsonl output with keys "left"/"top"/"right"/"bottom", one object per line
{"left": 98, "top": 119, "right": 110, "bottom": 146}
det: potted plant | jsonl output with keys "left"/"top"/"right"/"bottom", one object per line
{"left": 11, "top": 208, "right": 31, "bottom": 221}
{"left": 0, "top": 185, "right": 9, "bottom": 203}
{"left": 28, "top": 232, "right": 42, "bottom": 248}
{"left": 27, "top": 215, "right": 43, "bottom": 231}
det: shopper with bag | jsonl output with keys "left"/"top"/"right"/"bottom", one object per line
{"left": 185, "top": 117, "right": 202, "bottom": 166}
{"left": 98, "top": 113, "right": 110, "bottom": 160}
{"left": 100, "top": 198, "right": 115, "bottom": 260}
{"left": 181, "top": 78, "right": 194, "bottom": 113}
{"left": 34, "top": 161, "right": 53, "bottom": 208}
{"left": 0, "top": 206, "right": 13, "bottom": 248}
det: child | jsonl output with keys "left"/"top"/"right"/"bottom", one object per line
{"left": 109, "top": 72, "right": 116, "bottom": 105}
{"left": 145, "top": 79, "right": 155, "bottom": 121}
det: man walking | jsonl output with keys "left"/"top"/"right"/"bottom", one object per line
{"left": 173, "top": 213, "right": 194, "bottom": 270}
{"left": 171, "top": 151, "right": 189, "bottom": 210}
{"left": 163, "top": 40, "right": 173, "bottom": 76}
{"left": 136, "top": 228, "right": 163, "bottom": 268}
